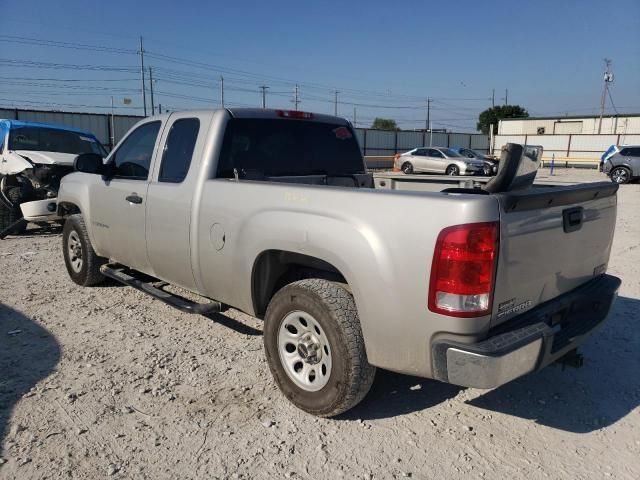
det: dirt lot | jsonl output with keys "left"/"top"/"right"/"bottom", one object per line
{"left": 1, "top": 169, "right": 639, "bottom": 480}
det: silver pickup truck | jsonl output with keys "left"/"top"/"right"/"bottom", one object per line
{"left": 56, "top": 109, "right": 621, "bottom": 417}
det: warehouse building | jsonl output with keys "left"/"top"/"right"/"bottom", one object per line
{"left": 498, "top": 114, "right": 640, "bottom": 135}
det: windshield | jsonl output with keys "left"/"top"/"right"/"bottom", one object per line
{"left": 442, "top": 148, "right": 462, "bottom": 157}
{"left": 9, "top": 126, "right": 106, "bottom": 156}
{"left": 217, "top": 119, "right": 365, "bottom": 178}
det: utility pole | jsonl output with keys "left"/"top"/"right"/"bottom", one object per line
{"left": 504, "top": 89, "right": 508, "bottom": 105}
{"left": 334, "top": 90, "right": 339, "bottom": 116}
{"left": 110, "top": 96, "right": 115, "bottom": 149}
{"left": 293, "top": 84, "right": 300, "bottom": 111}
{"left": 148, "top": 67, "right": 155, "bottom": 115}
{"left": 492, "top": 89, "right": 495, "bottom": 108}
{"left": 259, "top": 85, "right": 269, "bottom": 108}
{"left": 425, "top": 97, "right": 431, "bottom": 132}
{"left": 158, "top": 104, "right": 162, "bottom": 114}
{"left": 139, "top": 36, "right": 147, "bottom": 116}
{"left": 598, "top": 58, "right": 614, "bottom": 134}
{"left": 353, "top": 107, "right": 357, "bottom": 127}
{"left": 220, "top": 76, "right": 225, "bottom": 108}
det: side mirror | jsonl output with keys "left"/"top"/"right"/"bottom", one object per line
{"left": 74, "top": 153, "right": 105, "bottom": 175}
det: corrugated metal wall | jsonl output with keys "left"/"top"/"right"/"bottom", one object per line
{"left": 354, "top": 128, "right": 489, "bottom": 157}
{"left": 0, "top": 107, "right": 489, "bottom": 161}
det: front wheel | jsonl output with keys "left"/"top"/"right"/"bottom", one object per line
{"left": 263, "top": 279, "right": 376, "bottom": 417}
{"left": 446, "top": 165, "right": 460, "bottom": 176}
{"left": 610, "top": 166, "right": 631, "bottom": 184}
{"left": 62, "top": 214, "right": 106, "bottom": 286}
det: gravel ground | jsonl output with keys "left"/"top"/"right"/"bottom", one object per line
{"left": 1, "top": 169, "right": 639, "bottom": 480}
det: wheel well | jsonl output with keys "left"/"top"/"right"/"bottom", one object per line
{"left": 446, "top": 164, "right": 459, "bottom": 172}
{"left": 57, "top": 202, "right": 81, "bottom": 217}
{"left": 252, "top": 250, "right": 347, "bottom": 318}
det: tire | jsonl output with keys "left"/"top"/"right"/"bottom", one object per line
{"left": 610, "top": 166, "right": 631, "bottom": 184}
{"left": 62, "top": 214, "right": 106, "bottom": 286}
{"left": 0, "top": 186, "right": 27, "bottom": 234}
{"left": 446, "top": 165, "right": 460, "bottom": 176}
{"left": 401, "top": 162, "right": 414, "bottom": 174}
{"left": 263, "top": 279, "right": 376, "bottom": 417}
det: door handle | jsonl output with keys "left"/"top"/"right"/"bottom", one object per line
{"left": 125, "top": 193, "right": 143, "bottom": 204}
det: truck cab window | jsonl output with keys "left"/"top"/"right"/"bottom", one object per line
{"left": 158, "top": 118, "right": 200, "bottom": 183}
{"left": 111, "top": 121, "right": 161, "bottom": 180}
{"left": 217, "top": 119, "right": 365, "bottom": 179}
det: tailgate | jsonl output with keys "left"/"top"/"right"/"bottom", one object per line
{"left": 491, "top": 182, "right": 618, "bottom": 327}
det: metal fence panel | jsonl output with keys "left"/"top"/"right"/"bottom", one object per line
{"left": 620, "top": 134, "right": 640, "bottom": 145}
{"left": 569, "top": 134, "right": 618, "bottom": 153}
{"left": 470, "top": 135, "right": 489, "bottom": 151}
{"left": 364, "top": 129, "right": 395, "bottom": 153}
{"left": 396, "top": 131, "right": 423, "bottom": 150}
{"left": 525, "top": 134, "right": 570, "bottom": 152}
{"left": 0, "top": 108, "right": 17, "bottom": 120}
{"left": 429, "top": 132, "right": 448, "bottom": 147}
{"left": 354, "top": 128, "right": 365, "bottom": 153}
{"left": 448, "top": 133, "right": 469, "bottom": 148}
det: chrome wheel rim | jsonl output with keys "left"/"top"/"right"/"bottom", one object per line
{"left": 277, "top": 310, "right": 332, "bottom": 392}
{"left": 402, "top": 163, "right": 412, "bottom": 174}
{"left": 447, "top": 167, "right": 458, "bottom": 176}
{"left": 67, "top": 230, "right": 83, "bottom": 273}
{"left": 612, "top": 168, "right": 628, "bottom": 183}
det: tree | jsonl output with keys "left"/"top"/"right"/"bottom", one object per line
{"left": 371, "top": 118, "right": 398, "bottom": 130}
{"left": 477, "top": 105, "right": 528, "bottom": 134}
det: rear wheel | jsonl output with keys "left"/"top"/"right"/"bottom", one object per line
{"left": 263, "top": 279, "right": 376, "bottom": 417}
{"left": 610, "top": 166, "right": 631, "bottom": 184}
{"left": 446, "top": 165, "right": 460, "bottom": 176}
{"left": 401, "top": 162, "right": 414, "bottom": 174}
{"left": 62, "top": 214, "right": 106, "bottom": 286}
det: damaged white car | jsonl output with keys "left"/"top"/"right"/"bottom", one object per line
{"left": 0, "top": 119, "right": 107, "bottom": 236}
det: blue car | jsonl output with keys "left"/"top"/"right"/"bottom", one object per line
{"left": 0, "top": 119, "right": 106, "bottom": 234}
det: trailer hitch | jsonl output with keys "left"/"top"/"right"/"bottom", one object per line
{"left": 553, "top": 348, "right": 584, "bottom": 370}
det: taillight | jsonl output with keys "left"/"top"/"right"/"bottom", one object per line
{"left": 276, "top": 110, "right": 313, "bottom": 119}
{"left": 428, "top": 222, "right": 499, "bottom": 317}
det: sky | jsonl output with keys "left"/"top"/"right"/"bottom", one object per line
{"left": 0, "top": 0, "right": 639, "bottom": 132}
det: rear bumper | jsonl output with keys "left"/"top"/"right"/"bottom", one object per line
{"left": 432, "top": 274, "right": 621, "bottom": 389}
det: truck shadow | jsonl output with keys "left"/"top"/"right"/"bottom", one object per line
{"left": 345, "top": 296, "right": 639, "bottom": 432}
{"left": 464, "top": 295, "right": 640, "bottom": 433}
{"left": 0, "top": 304, "right": 61, "bottom": 455}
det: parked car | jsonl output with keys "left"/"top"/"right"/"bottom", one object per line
{"left": 0, "top": 119, "right": 107, "bottom": 235}
{"left": 601, "top": 144, "right": 640, "bottom": 184}
{"left": 57, "top": 109, "right": 620, "bottom": 417}
{"left": 395, "top": 147, "right": 486, "bottom": 175}
{"left": 450, "top": 147, "right": 498, "bottom": 175}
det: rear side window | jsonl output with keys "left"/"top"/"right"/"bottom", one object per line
{"left": 111, "top": 121, "right": 161, "bottom": 180}
{"left": 621, "top": 147, "right": 640, "bottom": 157}
{"left": 159, "top": 118, "right": 200, "bottom": 183}
{"left": 216, "top": 119, "right": 364, "bottom": 178}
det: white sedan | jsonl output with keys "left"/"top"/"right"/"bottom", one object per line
{"left": 395, "top": 147, "right": 486, "bottom": 175}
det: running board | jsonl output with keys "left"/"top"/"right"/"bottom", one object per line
{"left": 100, "top": 264, "right": 224, "bottom": 315}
